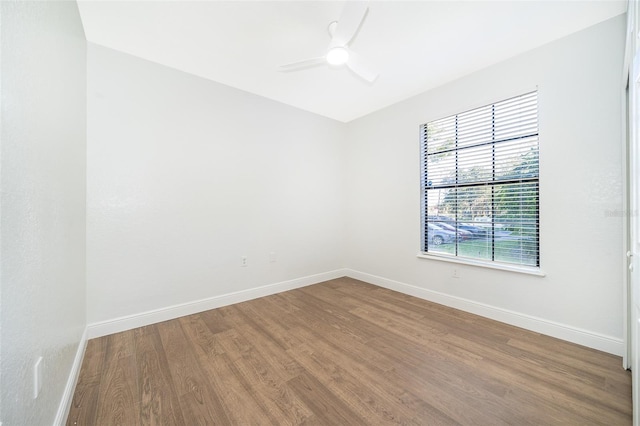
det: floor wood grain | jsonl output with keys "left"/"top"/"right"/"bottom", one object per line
{"left": 67, "top": 277, "right": 632, "bottom": 425}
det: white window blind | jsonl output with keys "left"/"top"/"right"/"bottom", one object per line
{"left": 420, "top": 91, "right": 539, "bottom": 267}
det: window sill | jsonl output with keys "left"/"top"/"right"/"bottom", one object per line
{"left": 416, "top": 253, "right": 546, "bottom": 277}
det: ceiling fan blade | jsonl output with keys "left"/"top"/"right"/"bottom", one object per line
{"left": 278, "top": 57, "right": 326, "bottom": 72}
{"left": 346, "top": 49, "right": 378, "bottom": 83}
{"left": 329, "top": 1, "right": 369, "bottom": 48}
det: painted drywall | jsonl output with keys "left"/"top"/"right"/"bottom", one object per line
{"left": 344, "top": 15, "right": 626, "bottom": 342}
{"left": 0, "top": 1, "right": 86, "bottom": 425}
{"left": 86, "top": 44, "right": 345, "bottom": 324}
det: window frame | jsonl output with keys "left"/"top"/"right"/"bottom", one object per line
{"left": 418, "top": 91, "right": 542, "bottom": 274}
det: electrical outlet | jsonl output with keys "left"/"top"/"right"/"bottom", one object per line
{"left": 452, "top": 268, "right": 460, "bottom": 279}
{"left": 240, "top": 256, "right": 248, "bottom": 267}
{"left": 33, "top": 356, "right": 43, "bottom": 399}
{"left": 269, "top": 252, "right": 277, "bottom": 263}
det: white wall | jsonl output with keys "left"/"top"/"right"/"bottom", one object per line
{"left": 86, "top": 14, "right": 626, "bottom": 355}
{"left": 0, "top": 5, "right": 626, "bottom": 424}
{"left": 87, "top": 44, "right": 345, "bottom": 325}
{"left": 344, "top": 16, "right": 626, "bottom": 347}
{"left": 0, "top": 1, "right": 87, "bottom": 425}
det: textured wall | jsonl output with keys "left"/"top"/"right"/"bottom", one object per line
{"left": 0, "top": 1, "right": 86, "bottom": 424}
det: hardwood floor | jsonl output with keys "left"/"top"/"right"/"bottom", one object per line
{"left": 67, "top": 277, "right": 632, "bottom": 425}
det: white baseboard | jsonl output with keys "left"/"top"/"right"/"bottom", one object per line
{"left": 54, "top": 327, "right": 88, "bottom": 426}
{"left": 87, "top": 269, "right": 348, "bottom": 339}
{"left": 85, "top": 266, "right": 623, "bottom": 355}
{"left": 345, "top": 269, "right": 624, "bottom": 356}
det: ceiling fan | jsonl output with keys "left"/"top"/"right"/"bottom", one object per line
{"left": 279, "top": 1, "right": 379, "bottom": 83}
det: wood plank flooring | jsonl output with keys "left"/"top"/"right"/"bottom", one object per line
{"left": 67, "top": 277, "right": 632, "bottom": 425}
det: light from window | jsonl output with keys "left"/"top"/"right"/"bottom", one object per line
{"left": 420, "top": 91, "right": 539, "bottom": 268}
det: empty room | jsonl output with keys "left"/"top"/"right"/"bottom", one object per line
{"left": 2, "top": 0, "right": 640, "bottom": 424}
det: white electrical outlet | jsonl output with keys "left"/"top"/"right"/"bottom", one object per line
{"left": 452, "top": 268, "right": 460, "bottom": 279}
{"left": 269, "top": 252, "right": 277, "bottom": 263}
{"left": 33, "top": 356, "right": 43, "bottom": 399}
{"left": 240, "top": 256, "right": 248, "bottom": 267}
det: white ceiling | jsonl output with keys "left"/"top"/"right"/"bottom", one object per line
{"left": 77, "top": 0, "right": 627, "bottom": 122}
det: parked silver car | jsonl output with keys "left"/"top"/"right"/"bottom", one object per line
{"left": 427, "top": 223, "right": 456, "bottom": 245}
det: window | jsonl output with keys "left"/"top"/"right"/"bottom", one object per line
{"left": 420, "top": 91, "right": 539, "bottom": 268}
